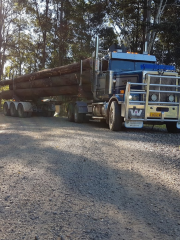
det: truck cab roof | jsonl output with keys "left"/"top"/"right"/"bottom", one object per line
{"left": 109, "top": 51, "right": 156, "bottom": 62}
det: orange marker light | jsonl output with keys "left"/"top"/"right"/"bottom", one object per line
{"left": 120, "top": 90, "right": 125, "bottom": 94}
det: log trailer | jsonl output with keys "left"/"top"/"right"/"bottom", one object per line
{"left": 67, "top": 37, "right": 180, "bottom": 133}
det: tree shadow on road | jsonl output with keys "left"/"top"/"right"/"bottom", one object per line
{"left": 0, "top": 121, "right": 180, "bottom": 239}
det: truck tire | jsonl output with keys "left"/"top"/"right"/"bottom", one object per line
{"left": 166, "top": 122, "right": 180, "bottom": 133}
{"left": 51, "top": 111, "right": 55, "bottom": 117}
{"left": 27, "top": 112, "right": 32, "bottom": 117}
{"left": 67, "top": 105, "right": 74, "bottom": 122}
{"left": 74, "top": 105, "right": 83, "bottom": 123}
{"left": 3, "top": 102, "right": 10, "bottom": 116}
{"left": 17, "top": 103, "right": 28, "bottom": 118}
{"left": 43, "top": 111, "right": 54, "bottom": 117}
{"left": 10, "top": 102, "right": 18, "bottom": 117}
{"left": 109, "top": 101, "right": 123, "bottom": 131}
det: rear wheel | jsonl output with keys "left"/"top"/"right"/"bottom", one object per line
{"left": 17, "top": 103, "right": 28, "bottom": 118}
{"left": 10, "top": 102, "right": 18, "bottom": 117}
{"left": 27, "top": 112, "right": 32, "bottom": 117}
{"left": 166, "top": 122, "right": 180, "bottom": 133}
{"left": 50, "top": 111, "right": 55, "bottom": 117}
{"left": 67, "top": 104, "right": 74, "bottom": 122}
{"left": 74, "top": 105, "right": 83, "bottom": 123}
{"left": 43, "top": 111, "right": 55, "bottom": 117}
{"left": 109, "top": 101, "right": 123, "bottom": 131}
{"left": 3, "top": 102, "right": 10, "bottom": 116}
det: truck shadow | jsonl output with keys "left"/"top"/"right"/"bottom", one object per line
{"left": 0, "top": 123, "right": 180, "bottom": 239}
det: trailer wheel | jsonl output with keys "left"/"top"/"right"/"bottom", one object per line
{"left": 17, "top": 103, "right": 28, "bottom": 118}
{"left": 47, "top": 111, "right": 54, "bottom": 117}
{"left": 166, "top": 122, "right": 180, "bottom": 133}
{"left": 109, "top": 101, "right": 123, "bottom": 131}
{"left": 3, "top": 102, "right": 10, "bottom": 116}
{"left": 27, "top": 112, "right": 32, "bottom": 117}
{"left": 10, "top": 102, "right": 18, "bottom": 117}
{"left": 74, "top": 105, "right": 83, "bottom": 123}
{"left": 67, "top": 105, "right": 74, "bottom": 122}
{"left": 42, "top": 111, "right": 54, "bottom": 117}
{"left": 50, "top": 111, "right": 55, "bottom": 117}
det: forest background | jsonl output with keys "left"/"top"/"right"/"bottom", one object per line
{"left": 0, "top": 0, "right": 180, "bottom": 81}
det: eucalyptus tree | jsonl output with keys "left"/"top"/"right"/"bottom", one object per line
{"left": 67, "top": 0, "right": 111, "bottom": 61}
{"left": 23, "top": 0, "right": 53, "bottom": 70}
{"left": 48, "top": 0, "right": 73, "bottom": 67}
{"left": 0, "top": 0, "right": 16, "bottom": 80}
{"left": 107, "top": 0, "right": 145, "bottom": 52}
{"left": 106, "top": 0, "right": 174, "bottom": 54}
{"left": 2, "top": 0, "right": 36, "bottom": 78}
{"left": 152, "top": 1, "right": 180, "bottom": 68}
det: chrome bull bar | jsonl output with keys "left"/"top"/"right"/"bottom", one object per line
{"left": 125, "top": 74, "right": 180, "bottom": 122}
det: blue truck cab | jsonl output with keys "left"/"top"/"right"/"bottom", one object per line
{"left": 68, "top": 37, "right": 180, "bottom": 133}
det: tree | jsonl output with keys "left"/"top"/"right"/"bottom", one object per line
{"left": 108, "top": 0, "right": 147, "bottom": 52}
{"left": 152, "top": 1, "right": 180, "bottom": 69}
{"left": 147, "top": 0, "right": 168, "bottom": 53}
{"left": 0, "top": 0, "right": 16, "bottom": 80}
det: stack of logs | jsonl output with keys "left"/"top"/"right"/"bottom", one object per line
{"left": 0, "top": 58, "right": 93, "bottom": 100}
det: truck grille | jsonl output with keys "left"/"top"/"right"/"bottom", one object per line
{"left": 149, "top": 76, "right": 176, "bottom": 102}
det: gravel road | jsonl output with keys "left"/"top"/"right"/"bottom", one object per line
{"left": 0, "top": 112, "right": 180, "bottom": 240}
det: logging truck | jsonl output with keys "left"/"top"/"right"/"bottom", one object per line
{"left": 0, "top": 36, "right": 180, "bottom": 132}
{"left": 67, "top": 37, "right": 180, "bottom": 133}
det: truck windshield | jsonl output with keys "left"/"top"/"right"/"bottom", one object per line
{"left": 109, "top": 60, "right": 154, "bottom": 72}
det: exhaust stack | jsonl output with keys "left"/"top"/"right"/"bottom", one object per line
{"left": 143, "top": 41, "right": 148, "bottom": 54}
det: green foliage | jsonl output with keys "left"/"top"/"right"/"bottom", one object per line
{"left": 1, "top": 0, "right": 180, "bottom": 76}
{"left": 0, "top": 85, "right": 9, "bottom": 110}
{"left": 152, "top": 3, "right": 180, "bottom": 69}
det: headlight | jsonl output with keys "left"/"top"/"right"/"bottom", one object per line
{"left": 129, "top": 95, "right": 139, "bottom": 101}
{"left": 168, "top": 94, "right": 175, "bottom": 102}
{"left": 150, "top": 94, "right": 158, "bottom": 101}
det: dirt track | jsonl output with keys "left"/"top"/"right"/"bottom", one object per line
{"left": 0, "top": 113, "right": 180, "bottom": 240}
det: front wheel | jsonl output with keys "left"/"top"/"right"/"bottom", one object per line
{"left": 109, "top": 101, "right": 123, "bottom": 131}
{"left": 166, "top": 122, "right": 180, "bottom": 133}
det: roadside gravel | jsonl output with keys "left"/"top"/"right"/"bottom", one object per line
{"left": 0, "top": 113, "right": 179, "bottom": 240}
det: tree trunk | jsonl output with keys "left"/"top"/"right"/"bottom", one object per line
{"left": 0, "top": 58, "right": 92, "bottom": 86}
{"left": 0, "top": 86, "right": 93, "bottom": 100}
{"left": 9, "top": 71, "right": 92, "bottom": 90}
{"left": 0, "top": 86, "right": 77, "bottom": 100}
{"left": 148, "top": 0, "right": 167, "bottom": 53}
{"left": 0, "top": 0, "right": 3, "bottom": 80}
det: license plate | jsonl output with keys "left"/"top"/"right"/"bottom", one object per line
{"left": 125, "top": 121, "right": 143, "bottom": 128}
{"left": 150, "top": 112, "right": 161, "bottom": 118}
